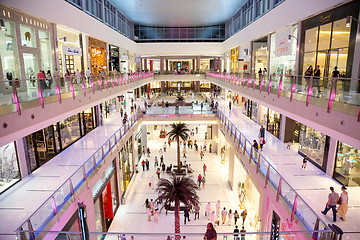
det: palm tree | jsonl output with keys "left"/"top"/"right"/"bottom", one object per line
{"left": 156, "top": 176, "right": 199, "bottom": 239}
{"left": 167, "top": 123, "right": 190, "bottom": 173}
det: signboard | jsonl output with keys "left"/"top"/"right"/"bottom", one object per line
{"left": 275, "top": 27, "right": 291, "bottom": 57}
{"left": 62, "top": 45, "right": 82, "bottom": 56}
{"left": 270, "top": 210, "right": 280, "bottom": 240}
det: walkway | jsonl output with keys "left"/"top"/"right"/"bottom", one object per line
{"left": 210, "top": 93, "right": 360, "bottom": 233}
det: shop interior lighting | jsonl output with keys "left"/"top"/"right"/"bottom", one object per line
{"left": 0, "top": 19, "right": 5, "bottom": 31}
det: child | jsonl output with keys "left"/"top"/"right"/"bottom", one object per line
{"left": 302, "top": 156, "right": 308, "bottom": 169}
{"left": 287, "top": 141, "right": 292, "bottom": 149}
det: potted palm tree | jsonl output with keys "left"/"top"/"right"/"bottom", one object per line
{"left": 167, "top": 123, "right": 190, "bottom": 174}
{"left": 156, "top": 176, "right": 199, "bottom": 240}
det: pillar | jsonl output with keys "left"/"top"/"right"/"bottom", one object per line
{"left": 325, "top": 137, "right": 338, "bottom": 177}
{"left": 279, "top": 114, "right": 287, "bottom": 142}
{"left": 228, "top": 148, "right": 235, "bottom": 190}
{"left": 218, "top": 58, "right": 221, "bottom": 72}
{"left": 165, "top": 59, "right": 169, "bottom": 72}
{"left": 140, "top": 58, "right": 143, "bottom": 71}
{"left": 196, "top": 56, "right": 200, "bottom": 72}
{"left": 96, "top": 104, "right": 103, "bottom": 126}
{"left": 161, "top": 81, "right": 165, "bottom": 93}
{"left": 115, "top": 95, "right": 120, "bottom": 112}
{"left": 149, "top": 60, "right": 153, "bottom": 72}
{"left": 141, "top": 124, "right": 148, "bottom": 151}
{"left": 350, "top": 11, "right": 360, "bottom": 92}
{"left": 160, "top": 56, "right": 164, "bottom": 74}
{"left": 144, "top": 59, "right": 147, "bottom": 71}
{"left": 192, "top": 59, "right": 195, "bottom": 72}
{"left": 211, "top": 124, "right": 218, "bottom": 154}
{"left": 195, "top": 81, "right": 200, "bottom": 92}
{"left": 282, "top": 117, "right": 296, "bottom": 143}
{"left": 16, "top": 138, "right": 30, "bottom": 179}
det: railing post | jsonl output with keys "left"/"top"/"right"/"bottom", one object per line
{"left": 52, "top": 196, "right": 58, "bottom": 214}
{"left": 243, "top": 73, "right": 246, "bottom": 86}
{"left": 104, "top": 76, "right": 109, "bottom": 89}
{"left": 27, "top": 219, "right": 35, "bottom": 240}
{"left": 256, "top": 154, "right": 260, "bottom": 173}
{"left": 56, "top": 77, "right": 62, "bottom": 103}
{"left": 276, "top": 177, "right": 282, "bottom": 202}
{"left": 247, "top": 74, "right": 251, "bottom": 88}
{"left": 91, "top": 76, "right": 95, "bottom": 94}
{"left": 102, "top": 146, "right": 105, "bottom": 159}
{"left": 37, "top": 79, "right": 45, "bottom": 108}
{"left": 81, "top": 76, "right": 86, "bottom": 96}
{"left": 290, "top": 194, "right": 298, "bottom": 225}
{"left": 243, "top": 140, "right": 246, "bottom": 155}
{"left": 265, "top": 164, "right": 270, "bottom": 188}
{"left": 93, "top": 155, "right": 97, "bottom": 169}
{"left": 69, "top": 179, "right": 74, "bottom": 196}
{"left": 82, "top": 165, "right": 87, "bottom": 181}
{"left": 290, "top": 76, "right": 295, "bottom": 101}
{"left": 306, "top": 76, "right": 313, "bottom": 106}
{"left": 253, "top": 74, "right": 256, "bottom": 90}
{"left": 260, "top": 74, "right": 264, "bottom": 92}
{"left": 12, "top": 83, "right": 21, "bottom": 115}
{"left": 110, "top": 76, "right": 114, "bottom": 88}
{"left": 268, "top": 75, "right": 272, "bottom": 95}
{"left": 98, "top": 76, "right": 102, "bottom": 91}
{"left": 327, "top": 77, "right": 337, "bottom": 113}
{"left": 18, "top": 226, "right": 27, "bottom": 240}
{"left": 70, "top": 78, "right": 75, "bottom": 99}
{"left": 278, "top": 75, "right": 283, "bottom": 98}
{"left": 249, "top": 145, "right": 253, "bottom": 164}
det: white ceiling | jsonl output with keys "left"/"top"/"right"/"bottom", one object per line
{"left": 111, "top": 0, "right": 245, "bottom": 27}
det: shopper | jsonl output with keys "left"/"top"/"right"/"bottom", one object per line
{"left": 184, "top": 207, "right": 191, "bottom": 224}
{"left": 287, "top": 140, "right": 292, "bottom": 149}
{"left": 234, "top": 210, "right": 239, "bottom": 225}
{"left": 321, "top": 187, "right": 339, "bottom": 222}
{"left": 203, "top": 163, "right": 207, "bottom": 176}
{"left": 147, "top": 206, "right": 152, "bottom": 221}
{"left": 337, "top": 186, "right": 349, "bottom": 221}
{"left": 194, "top": 204, "right": 200, "bottom": 220}
{"left": 46, "top": 70, "right": 52, "bottom": 89}
{"left": 146, "top": 159, "right": 149, "bottom": 170}
{"left": 143, "top": 198, "right": 149, "bottom": 209}
{"left": 241, "top": 209, "right": 247, "bottom": 226}
{"left": 141, "top": 159, "right": 145, "bottom": 171}
{"left": 159, "top": 148, "right": 163, "bottom": 155}
{"left": 161, "top": 162, "right": 166, "bottom": 172}
{"left": 304, "top": 65, "right": 313, "bottom": 91}
{"left": 203, "top": 223, "right": 217, "bottom": 240}
{"left": 206, "top": 202, "right": 211, "bottom": 219}
{"left": 259, "top": 137, "right": 265, "bottom": 151}
{"left": 259, "top": 126, "right": 265, "bottom": 138}
{"left": 228, "top": 209, "right": 233, "bottom": 225}
{"left": 156, "top": 168, "right": 161, "bottom": 179}
{"left": 204, "top": 141, "right": 207, "bottom": 151}
{"left": 240, "top": 226, "right": 246, "bottom": 240}
{"left": 120, "top": 108, "right": 124, "bottom": 117}
{"left": 86, "top": 67, "right": 92, "bottom": 84}
{"left": 153, "top": 208, "right": 159, "bottom": 223}
{"left": 196, "top": 126, "right": 198, "bottom": 134}
{"left": 163, "top": 142, "right": 167, "bottom": 152}
{"left": 198, "top": 174, "right": 202, "bottom": 188}
{"left": 183, "top": 148, "right": 187, "bottom": 158}
{"left": 200, "top": 151, "right": 204, "bottom": 161}
{"left": 229, "top": 101, "right": 232, "bottom": 110}
{"left": 202, "top": 176, "right": 206, "bottom": 189}
{"left": 221, "top": 207, "right": 227, "bottom": 224}
{"left": 231, "top": 225, "right": 239, "bottom": 240}
{"left": 302, "top": 156, "right": 308, "bottom": 169}
{"left": 313, "top": 65, "right": 321, "bottom": 93}
{"left": 147, "top": 148, "right": 151, "bottom": 157}
{"left": 37, "top": 70, "right": 47, "bottom": 91}
{"left": 216, "top": 200, "right": 221, "bottom": 217}
{"left": 210, "top": 211, "right": 216, "bottom": 225}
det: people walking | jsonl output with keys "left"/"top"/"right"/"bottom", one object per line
{"left": 146, "top": 159, "right": 149, "bottom": 170}
{"left": 321, "top": 187, "right": 339, "bottom": 222}
{"left": 147, "top": 206, "right": 152, "bottom": 221}
{"left": 228, "top": 209, "right": 233, "bottom": 225}
{"left": 221, "top": 207, "right": 227, "bottom": 224}
{"left": 141, "top": 159, "right": 145, "bottom": 171}
{"left": 156, "top": 168, "right": 161, "bottom": 179}
{"left": 200, "top": 151, "right": 204, "bottom": 161}
{"left": 163, "top": 142, "right": 167, "bottom": 152}
{"left": 313, "top": 65, "right": 321, "bottom": 93}
{"left": 233, "top": 225, "right": 240, "bottom": 240}
{"left": 120, "top": 108, "right": 124, "bottom": 117}
{"left": 229, "top": 101, "right": 232, "bottom": 110}
{"left": 234, "top": 210, "right": 239, "bottom": 225}
{"left": 198, "top": 174, "right": 202, "bottom": 188}
{"left": 259, "top": 137, "right": 265, "bottom": 151}
{"left": 194, "top": 204, "right": 200, "bottom": 220}
{"left": 204, "top": 223, "right": 217, "bottom": 240}
{"left": 216, "top": 200, "right": 221, "bottom": 217}
{"left": 184, "top": 207, "right": 191, "bottom": 224}
{"left": 202, "top": 176, "right": 206, "bottom": 189}
{"left": 337, "top": 186, "right": 349, "bottom": 221}
{"left": 210, "top": 211, "right": 216, "bottom": 225}
{"left": 259, "top": 126, "right": 265, "bottom": 138}
{"left": 241, "top": 209, "right": 247, "bottom": 226}
{"left": 302, "top": 156, "right": 308, "bottom": 169}
{"left": 206, "top": 202, "right": 211, "bottom": 219}
{"left": 154, "top": 156, "right": 158, "bottom": 167}
{"left": 204, "top": 141, "right": 207, "bottom": 151}
{"left": 203, "top": 163, "right": 207, "bottom": 175}
{"left": 183, "top": 148, "right": 187, "bottom": 158}
{"left": 240, "top": 226, "right": 246, "bottom": 240}
{"left": 153, "top": 208, "right": 159, "bottom": 223}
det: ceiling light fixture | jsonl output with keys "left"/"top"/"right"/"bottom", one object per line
{"left": 0, "top": 19, "right": 6, "bottom": 31}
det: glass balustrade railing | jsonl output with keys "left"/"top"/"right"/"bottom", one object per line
{"left": 13, "top": 229, "right": 341, "bottom": 240}
{"left": 206, "top": 72, "right": 360, "bottom": 117}
{"left": 16, "top": 111, "right": 142, "bottom": 237}
{"left": 215, "top": 109, "right": 331, "bottom": 233}
{"left": 0, "top": 72, "right": 154, "bottom": 116}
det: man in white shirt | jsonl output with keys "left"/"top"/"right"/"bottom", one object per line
{"left": 86, "top": 68, "right": 92, "bottom": 84}
{"left": 75, "top": 69, "right": 81, "bottom": 84}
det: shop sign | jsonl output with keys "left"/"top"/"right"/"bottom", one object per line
{"left": 275, "top": 27, "right": 291, "bottom": 57}
{"left": 62, "top": 45, "right": 82, "bottom": 56}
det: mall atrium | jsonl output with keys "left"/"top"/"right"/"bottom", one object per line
{"left": 0, "top": 0, "right": 359, "bottom": 239}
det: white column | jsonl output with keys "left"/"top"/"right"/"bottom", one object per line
{"left": 325, "top": 137, "right": 338, "bottom": 176}
{"left": 16, "top": 138, "right": 29, "bottom": 179}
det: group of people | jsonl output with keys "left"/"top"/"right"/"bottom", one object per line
{"left": 321, "top": 186, "right": 349, "bottom": 222}
{"left": 253, "top": 126, "right": 266, "bottom": 152}
{"left": 304, "top": 65, "right": 340, "bottom": 93}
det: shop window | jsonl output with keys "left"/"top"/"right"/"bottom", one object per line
{"left": 304, "top": 27, "right": 318, "bottom": 52}
{"left": 298, "top": 125, "right": 325, "bottom": 167}
{"left": 39, "top": 30, "right": 52, "bottom": 73}
{"left": 318, "top": 23, "right": 331, "bottom": 51}
{"left": 0, "top": 142, "right": 20, "bottom": 194}
{"left": 334, "top": 142, "right": 360, "bottom": 187}
{"left": 20, "top": 24, "right": 36, "bottom": 47}
{"left": 331, "top": 19, "right": 351, "bottom": 49}
{"left": 59, "top": 114, "right": 81, "bottom": 149}
{"left": 0, "top": 20, "right": 21, "bottom": 88}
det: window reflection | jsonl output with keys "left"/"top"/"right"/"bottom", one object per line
{"left": 59, "top": 114, "right": 81, "bottom": 148}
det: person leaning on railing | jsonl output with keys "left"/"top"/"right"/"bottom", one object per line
{"left": 37, "top": 70, "right": 47, "bottom": 91}
{"left": 304, "top": 65, "right": 313, "bottom": 92}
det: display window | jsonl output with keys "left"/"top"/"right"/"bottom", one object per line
{"left": 200, "top": 81, "right": 211, "bottom": 88}
{"left": 169, "top": 81, "right": 192, "bottom": 88}
{"left": 269, "top": 25, "right": 297, "bottom": 76}
{"left": 334, "top": 142, "right": 360, "bottom": 187}
{"left": 252, "top": 38, "right": 268, "bottom": 74}
{"left": 80, "top": 107, "right": 96, "bottom": 135}
{"left": 230, "top": 47, "right": 238, "bottom": 72}
{"left": 89, "top": 37, "right": 107, "bottom": 75}
{"left": 58, "top": 114, "right": 81, "bottom": 149}
{"left": 150, "top": 81, "right": 160, "bottom": 89}
{"left": 39, "top": 30, "right": 52, "bottom": 73}
{"left": 0, "top": 20, "right": 20, "bottom": 91}
{"left": 20, "top": 24, "right": 36, "bottom": 48}
{"left": 0, "top": 142, "right": 20, "bottom": 194}
{"left": 200, "top": 59, "right": 210, "bottom": 72}
{"left": 259, "top": 106, "right": 281, "bottom": 139}
{"left": 119, "top": 139, "right": 133, "bottom": 195}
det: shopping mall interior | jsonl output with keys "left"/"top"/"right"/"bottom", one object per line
{"left": 0, "top": 0, "right": 359, "bottom": 239}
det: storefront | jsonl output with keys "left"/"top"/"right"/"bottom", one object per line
{"left": 242, "top": 98, "right": 258, "bottom": 122}
{"left": 252, "top": 37, "right": 268, "bottom": 74}
{"left": 233, "top": 155, "right": 261, "bottom": 231}
{"left": 334, "top": 142, "right": 360, "bottom": 187}
{"left": 25, "top": 107, "right": 97, "bottom": 172}
{"left": 269, "top": 25, "right": 298, "bottom": 76}
{"left": 89, "top": 37, "right": 107, "bottom": 75}
{"left": 230, "top": 47, "right": 239, "bottom": 73}
{"left": 299, "top": 1, "right": 359, "bottom": 89}
{"left": 199, "top": 81, "right": 211, "bottom": 90}
{"left": 293, "top": 122, "right": 329, "bottom": 170}
{"left": 258, "top": 106, "right": 282, "bottom": 139}
{"left": 109, "top": 44, "right": 119, "bottom": 71}
{"left": 100, "top": 98, "right": 117, "bottom": 119}
{"left": 199, "top": 59, "right": 210, "bottom": 72}
{"left": 0, "top": 142, "right": 20, "bottom": 194}
{"left": 92, "top": 161, "right": 118, "bottom": 232}
{"left": 57, "top": 25, "right": 83, "bottom": 76}
{"left": 119, "top": 138, "right": 134, "bottom": 196}
{"left": 0, "top": 6, "right": 55, "bottom": 94}
{"left": 134, "top": 126, "right": 142, "bottom": 162}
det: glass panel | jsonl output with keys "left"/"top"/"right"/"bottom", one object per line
{"left": 304, "top": 27, "right": 318, "bottom": 52}
{"left": 39, "top": 31, "right": 53, "bottom": 76}
{"left": 331, "top": 18, "right": 351, "bottom": 49}
{"left": 20, "top": 24, "right": 36, "bottom": 47}
{"left": 0, "top": 142, "right": 20, "bottom": 193}
{"left": 59, "top": 114, "right": 81, "bottom": 149}
{"left": 329, "top": 48, "right": 348, "bottom": 79}
{"left": 23, "top": 53, "right": 39, "bottom": 97}
{"left": 317, "top": 23, "right": 331, "bottom": 51}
